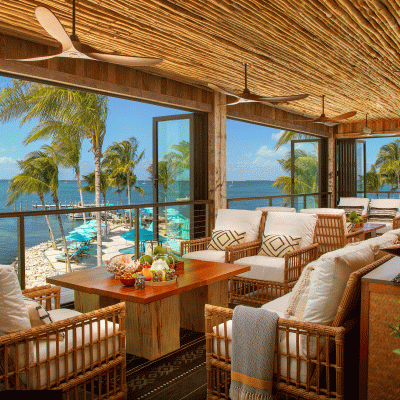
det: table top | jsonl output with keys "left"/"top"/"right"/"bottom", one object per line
{"left": 47, "top": 258, "right": 250, "bottom": 304}
{"left": 352, "top": 222, "right": 386, "bottom": 233}
{"left": 362, "top": 256, "right": 400, "bottom": 285}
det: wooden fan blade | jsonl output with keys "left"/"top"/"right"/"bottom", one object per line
{"left": 226, "top": 98, "right": 245, "bottom": 105}
{"left": 208, "top": 83, "right": 240, "bottom": 98}
{"left": 86, "top": 52, "right": 162, "bottom": 67}
{"left": 330, "top": 111, "right": 357, "bottom": 121}
{"left": 35, "top": 6, "right": 72, "bottom": 48}
{"left": 6, "top": 50, "right": 64, "bottom": 62}
{"left": 258, "top": 93, "right": 309, "bottom": 104}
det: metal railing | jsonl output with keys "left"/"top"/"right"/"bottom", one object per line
{"left": 0, "top": 199, "right": 211, "bottom": 289}
{"left": 357, "top": 191, "right": 400, "bottom": 199}
{"left": 227, "top": 192, "right": 332, "bottom": 210}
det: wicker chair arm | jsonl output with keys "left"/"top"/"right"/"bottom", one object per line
{"left": 22, "top": 284, "right": 61, "bottom": 310}
{"left": 345, "top": 228, "right": 365, "bottom": 242}
{"left": 180, "top": 237, "right": 212, "bottom": 255}
{"left": 393, "top": 215, "right": 400, "bottom": 230}
{"left": 226, "top": 240, "right": 262, "bottom": 263}
{"left": 283, "top": 243, "right": 319, "bottom": 283}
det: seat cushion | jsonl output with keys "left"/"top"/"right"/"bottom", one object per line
{"left": 263, "top": 212, "right": 317, "bottom": 249}
{"left": 303, "top": 241, "right": 375, "bottom": 326}
{"left": 338, "top": 197, "right": 370, "bottom": 216}
{"left": 0, "top": 265, "right": 31, "bottom": 336}
{"left": 256, "top": 206, "right": 296, "bottom": 213}
{"left": 24, "top": 308, "right": 120, "bottom": 389}
{"left": 234, "top": 256, "right": 286, "bottom": 282}
{"left": 215, "top": 209, "right": 263, "bottom": 242}
{"left": 183, "top": 250, "right": 225, "bottom": 263}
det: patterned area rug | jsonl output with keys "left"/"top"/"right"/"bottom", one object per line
{"left": 126, "top": 329, "right": 207, "bottom": 400}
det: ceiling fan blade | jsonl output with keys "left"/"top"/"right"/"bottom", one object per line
{"left": 226, "top": 97, "right": 245, "bottom": 105}
{"left": 86, "top": 52, "right": 162, "bottom": 67}
{"left": 208, "top": 83, "right": 240, "bottom": 98}
{"left": 6, "top": 49, "right": 64, "bottom": 62}
{"left": 35, "top": 6, "right": 72, "bottom": 48}
{"left": 258, "top": 93, "right": 309, "bottom": 104}
{"left": 329, "top": 111, "right": 357, "bottom": 121}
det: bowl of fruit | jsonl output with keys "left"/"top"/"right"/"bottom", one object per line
{"left": 347, "top": 211, "right": 364, "bottom": 228}
{"left": 104, "top": 254, "right": 142, "bottom": 278}
{"left": 120, "top": 272, "right": 136, "bottom": 286}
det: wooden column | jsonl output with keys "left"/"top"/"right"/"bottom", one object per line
{"left": 328, "top": 135, "right": 336, "bottom": 207}
{"left": 208, "top": 92, "right": 227, "bottom": 226}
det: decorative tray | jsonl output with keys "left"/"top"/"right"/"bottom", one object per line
{"left": 145, "top": 277, "right": 178, "bottom": 286}
{"left": 382, "top": 244, "right": 400, "bottom": 256}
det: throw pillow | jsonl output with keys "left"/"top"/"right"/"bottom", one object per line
{"left": 258, "top": 234, "right": 301, "bottom": 257}
{"left": 23, "top": 296, "right": 64, "bottom": 340}
{"left": 285, "top": 265, "right": 315, "bottom": 319}
{"left": 207, "top": 230, "right": 246, "bottom": 251}
{"left": 369, "top": 207, "right": 398, "bottom": 222}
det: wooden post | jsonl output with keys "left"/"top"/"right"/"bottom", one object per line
{"left": 208, "top": 91, "right": 227, "bottom": 228}
{"left": 18, "top": 216, "right": 25, "bottom": 289}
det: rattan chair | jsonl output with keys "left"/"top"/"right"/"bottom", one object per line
{"left": 229, "top": 212, "right": 319, "bottom": 306}
{"left": 205, "top": 255, "right": 391, "bottom": 400}
{"left": 301, "top": 209, "right": 365, "bottom": 256}
{"left": 0, "top": 284, "right": 126, "bottom": 398}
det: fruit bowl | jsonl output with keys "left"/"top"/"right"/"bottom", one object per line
{"left": 104, "top": 254, "right": 141, "bottom": 278}
{"left": 120, "top": 277, "right": 135, "bottom": 286}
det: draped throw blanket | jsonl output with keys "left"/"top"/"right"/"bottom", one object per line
{"left": 230, "top": 305, "right": 279, "bottom": 400}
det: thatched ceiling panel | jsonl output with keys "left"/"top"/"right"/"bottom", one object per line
{"left": 1, "top": 0, "right": 400, "bottom": 124}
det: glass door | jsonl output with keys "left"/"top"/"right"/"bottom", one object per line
{"left": 152, "top": 114, "right": 193, "bottom": 252}
{"left": 356, "top": 140, "right": 366, "bottom": 198}
{"left": 290, "top": 139, "right": 321, "bottom": 210}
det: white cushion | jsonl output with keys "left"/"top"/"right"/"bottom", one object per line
{"left": 215, "top": 209, "right": 262, "bottom": 242}
{"left": 0, "top": 265, "right": 31, "bottom": 336}
{"left": 183, "top": 250, "right": 225, "bottom": 263}
{"left": 370, "top": 198, "right": 400, "bottom": 211}
{"left": 361, "top": 232, "right": 398, "bottom": 260}
{"left": 256, "top": 206, "right": 296, "bottom": 213}
{"left": 234, "top": 256, "right": 286, "bottom": 282}
{"left": 261, "top": 292, "right": 291, "bottom": 314}
{"left": 338, "top": 197, "right": 370, "bottom": 215}
{"left": 303, "top": 242, "right": 375, "bottom": 326}
{"left": 25, "top": 308, "right": 120, "bottom": 389}
{"left": 263, "top": 212, "right": 317, "bottom": 249}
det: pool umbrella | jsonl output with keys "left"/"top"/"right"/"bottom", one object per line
{"left": 181, "top": 220, "right": 190, "bottom": 240}
{"left": 65, "top": 232, "right": 93, "bottom": 242}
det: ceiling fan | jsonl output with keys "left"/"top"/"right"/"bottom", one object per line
{"left": 8, "top": 0, "right": 162, "bottom": 67}
{"left": 300, "top": 95, "right": 357, "bottom": 126}
{"left": 363, "top": 113, "right": 373, "bottom": 135}
{"left": 208, "top": 63, "right": 309, "bottom": 105}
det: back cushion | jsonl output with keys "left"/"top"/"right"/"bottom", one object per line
{"left": 0, "top": 265, "right": 31, "bottom": 335}
{"left": 338, "top": 197, "right": 370, "bottom": 215}
{"left": 256, "top": 206, "right": 296, "bottom": 213}
{"left": 302, "top": 242, "right": 375, "bottom": 326}
{"left": 215, "top": 209, "right": 262, "bottom": 242}
{"left": 263, "top": 212, "right": 317, "bottom": 248}
{"left": 370, "top": 198, "right": 400, "bottom": 211}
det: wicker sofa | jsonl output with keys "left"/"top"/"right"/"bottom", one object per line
{"left": 0, "top": 274, "right": 126, "bottom": 398}
{"left": 205, "top": 230, "right": 400, "bottom": 400}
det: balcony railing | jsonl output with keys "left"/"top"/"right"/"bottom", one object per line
{"left": 357, "top": 191, "right": 400, "bottom": 199}
{"left": 0, "top": 199, "right": 211, "bottom": 290}
{"left": 227, "top": 192, "right": 332, "bottom": 210}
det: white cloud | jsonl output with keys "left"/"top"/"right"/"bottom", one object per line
{"left": 0, "top": 157, "right": 16, "bottom": 164}
{"left": 255, "top": 144, "right": 288, "bottom": 158}
{"left": 271, "top": 130, "right": 285, "bottom": 142}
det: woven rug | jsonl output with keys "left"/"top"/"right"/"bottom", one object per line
{"left": 126, "top": 329, "right": 207, "bottom": 400}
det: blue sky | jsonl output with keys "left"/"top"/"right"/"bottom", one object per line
{"left": 0, "top": 76, "right": 395, "bottom": 181}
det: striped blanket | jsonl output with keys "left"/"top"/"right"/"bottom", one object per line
{"left": 230, "top": 305, "right": 279, "bottom": 400}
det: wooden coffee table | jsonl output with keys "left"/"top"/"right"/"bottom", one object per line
{"left": 47, "top": 259, "right": 250, "bottom": 360}
{"left": 352, "top": 222, "right": 386, "bottom": 239}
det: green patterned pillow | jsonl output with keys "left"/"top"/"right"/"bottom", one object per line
{"left": 207, "top": 230, "right": 246, "bottom": 251}
{"left": 258, "top": 233, "right": 301, "bottom": 257}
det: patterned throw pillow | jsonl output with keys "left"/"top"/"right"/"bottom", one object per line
{"left": 285, "top": 265, "right": 314, "bottom": 319}
{"left": 207, "top": 230, "right": 246, "bottom": 251}
{"left": 368, "top": 207, "right": 398, "bottom": 222}
{"left": 337, "top": 205, "right": 365, "bottom": 217}
{"left": 23, "top": 296, "right": 64, "bottom": 340}
{"left": 258, "top": 234, "right": 301, "bottom": 257}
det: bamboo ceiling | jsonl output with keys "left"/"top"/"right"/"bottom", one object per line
{"left": 1, "top": 0, "right": 400, "bottom": 124}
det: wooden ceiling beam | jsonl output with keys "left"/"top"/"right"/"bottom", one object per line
{"left": 336, "top": 117, "right": 400, "bottom": 138}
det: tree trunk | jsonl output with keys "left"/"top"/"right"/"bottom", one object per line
{"left": 94, "top": 146, "right": 102, "bottom": 268}
{"left": 39, "top": 194, "right": 56, "bottom": 249}
{"left": 127, "top": 170, "right": 132, "bottom": 229}
{"left": 103, "top": 192, "right": 108, "bottom": 237}
{"left": 53, "top": 193, "right": 71, "bottom": 273}
{"left": 164, "top": 187, "right": 168, "bottom": 238}
{"left": 76, "top": 172, "right": 86, "bottom": 224}
{"left": 118, "top": 188, "right": 122, "bottom": 205}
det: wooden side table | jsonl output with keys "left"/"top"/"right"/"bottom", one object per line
{"left": 360, "top": 256, "right": 400, "bottom": 400}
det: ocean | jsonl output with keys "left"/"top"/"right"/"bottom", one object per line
{"left": 0, "top": 179, "right": 396, "bottom": 265}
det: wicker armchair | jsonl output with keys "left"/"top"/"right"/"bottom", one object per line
{"left": 301, "top": 209, "right": 365, "bottom": 256}
{"left": 229, "top": 212, "right": 319, "bottom": 306}
{"left": 0, "top": 284, "right": 126, "bottom": 398}
{"left": 205, "top": 255, "right": 392, "bottom": 400}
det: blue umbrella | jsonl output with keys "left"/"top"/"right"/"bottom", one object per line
{"left": 66, "top": 232, "right": 93, "bottom": 242}
{"left": 167, "top": 209, "right": 179, "bottom": 216}
{"left": 120, "top": 228, "right": 167, "bottom": 243}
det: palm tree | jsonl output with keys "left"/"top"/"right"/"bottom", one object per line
{"left": 273, "top": 130, "right": 310, "bottom": 150}
{"left": 358, "top": 164, "right": 383, "bottom": 198}
{"left": 375, "top": 140, "right": 400, "bottom": 198}
{"left": 0, "top": 81, "right": 108, "bottom": 267}
{"left": 164, "top": 140, "right": 190, "bottom": 175}
{"left": 102, "top": 138, "right": 144, "bottom": 228}
{"left": 82, "top": 171, "right": 111, "bottom": 204}
{"left": 7, "top": 159, "right": 57, "bottom": 249}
